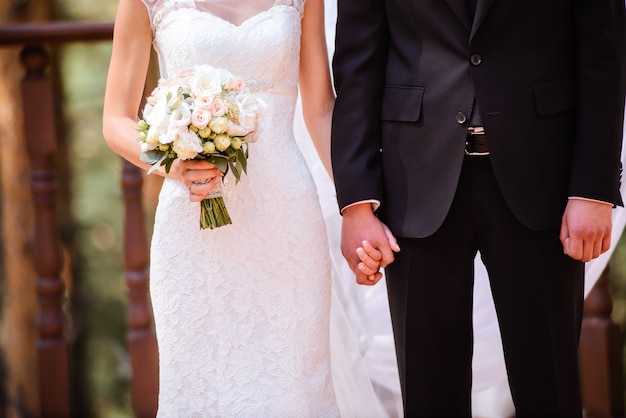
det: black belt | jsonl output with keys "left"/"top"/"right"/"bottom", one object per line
{"left": 465, "top": 126, "right": 489, "bottom": 156}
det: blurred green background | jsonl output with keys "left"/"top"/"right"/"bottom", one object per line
{"left": 33, "top": 0, "right": 626, "bottom": 416}
{"left": 57, "top": 1, "right": 133, "bottom": 416}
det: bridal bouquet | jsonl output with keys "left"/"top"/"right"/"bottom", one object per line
{"left": 137, "top": 65, "right": 266, "bottom": 229}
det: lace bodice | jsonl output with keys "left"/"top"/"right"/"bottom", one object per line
{"left": 143, "top": 0, "right": 304, "bottom": 87}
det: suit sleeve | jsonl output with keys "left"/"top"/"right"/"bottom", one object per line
{"left": 569, "top": 0, "right": 626, "bottom": 206}
{"left": 331, "top": 0, "right": 389, "bottom": 211}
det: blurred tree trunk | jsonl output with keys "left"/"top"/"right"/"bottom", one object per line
{"left": 0, "top": 1, "right": 54, "bottom": 417}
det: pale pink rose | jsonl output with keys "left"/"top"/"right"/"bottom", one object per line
{"left": 173, "top": 130, "right": 203, "bottom": 160}
{"left": 191, "top": 108, "right": 211, "bottom": 129}
{"left": 209, "top": 97, "right": 226, "bottom": 117}
{"left": 225, "top": 78, "right": 245, "bottom": 92}
{"left": 194, "top": 94, "right": 214, "bottom": 110}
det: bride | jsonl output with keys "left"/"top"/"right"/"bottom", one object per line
{"left": 102, "top": 0, "right": 358, "bottom": 415}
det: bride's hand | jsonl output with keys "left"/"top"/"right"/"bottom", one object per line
{"left": 177, "top": 160, "right": 224, "bottom": 202}
{"left": 356, "top": 223, "right": 401, "bottom": 283}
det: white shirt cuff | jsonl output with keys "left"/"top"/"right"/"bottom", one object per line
{"left": 341, "top": 199, "right": 381, "bottom": 213}
{"left": 568, "top": 196, "right": 613, "bottom": 206}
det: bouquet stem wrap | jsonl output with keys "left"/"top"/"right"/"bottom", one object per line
{"left": 199, "top": 182, "right": 231, "bottom": 229}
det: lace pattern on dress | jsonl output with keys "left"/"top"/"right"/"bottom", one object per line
{"left": 140, "top": 0, "right": 305, "bottom": 31}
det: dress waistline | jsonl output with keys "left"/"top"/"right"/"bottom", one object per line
{"left": 246, "top": 79, "right": 298, "bottom": 98}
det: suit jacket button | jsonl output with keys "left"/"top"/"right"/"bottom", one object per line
{"left": 471, "top": 54, "right": 482, "bottom": 65}
{"left": 456, "top": 112, "right": 467, "bottom": 124}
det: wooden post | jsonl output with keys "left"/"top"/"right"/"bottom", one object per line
{"left": 580, "top": 266, "right": 625, "bottom": 418}
{"left": 122, "top": 160, "right": 159, "bottom": 418}
{"left": 20, "top": 45, "right": 70, "bottom": 417}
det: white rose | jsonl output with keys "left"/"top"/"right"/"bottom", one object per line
{"left": 226, "top": 121, "right": 248, "bottom": 137}
{"left": 140, "top": 141, "right": 157, "bottom": 152}
{"left": 145, "top": 98, "right": 170, "bottom": 132}
{"left": 229, "top": 94, "right": 266, "bottom": 143}
{"left": 173, "top": 130, "right": 203, "bottom": 160}
{"left": 169, "top": 103, "right": 192, "bottom": 128}
{"left": 142, "top": 102, "right": 154, "bottom": 120}
{"left": 159, "top": 129, "right": 177, "bottom": 145}
{"left": 190, "top": 69, "right": 222, "bottom": 97}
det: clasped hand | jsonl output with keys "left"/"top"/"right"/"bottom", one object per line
{"left": 342, "top": 203, "right": 401, "bottom": 286}
{"left": 174, "top": 159, "right": 224, "bottom": 202}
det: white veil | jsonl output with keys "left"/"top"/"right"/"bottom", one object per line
{"left": 294, "top": 1, "right": 626, "bottom": 417}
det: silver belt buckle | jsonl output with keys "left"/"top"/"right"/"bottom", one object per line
{"left": 465, "top": 126, "right": 489, "bottom": 156}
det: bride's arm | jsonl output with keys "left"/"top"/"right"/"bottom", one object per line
{"left": 299, "top": 0, "right": 335, "bottom": 180}
{"left": 102, "top": 0, "right": 160, "bottom": 173}
{"left": 102, "top": 0, "right": 221, "bottom": 199}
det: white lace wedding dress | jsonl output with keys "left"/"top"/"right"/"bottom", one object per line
{"left": 141, "top": 0, "right": 339, "bottom": 416}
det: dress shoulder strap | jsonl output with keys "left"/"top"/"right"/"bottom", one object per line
{"left": 139, "top": 0, "right": 194, "bottom": 29}
{"left": 276, "top": 0, "right": 305, "bottom": 17}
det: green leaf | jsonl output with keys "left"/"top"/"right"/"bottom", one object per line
{"left": 140, "top": 149, "right": 165, "bottom": 165}
{"left": 164, "top": 157, "right": 175, "bottom": 173}
{"left": 229, "top": 161, "right": 241, "bottom": 183}
{"left": 210, "top": 157, "right": 228, "bottom": 173}
{"left": 236, "top": 148, "right": 247, "bottom": 174}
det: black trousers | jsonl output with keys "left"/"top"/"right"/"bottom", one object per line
{"left": 385, "top": 156, "right": 584, "bottom": 417}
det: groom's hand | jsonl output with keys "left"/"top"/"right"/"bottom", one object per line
{"left": 341, "top": 203, "right": 396, "bottom": 285}
{"left": 560, "top": 198, "right": 613, "bottom": 262}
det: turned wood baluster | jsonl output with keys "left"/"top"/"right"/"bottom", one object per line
{"left": 580, "top": 266, "right": 625, "bottom": 418}
{"left": 122, "top": 160, "right": 159, "bottom": 417}
{"left": 20, "top": 45, "right": 71, "bottom": 417}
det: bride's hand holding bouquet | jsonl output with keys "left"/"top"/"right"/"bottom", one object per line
{"left": 137, "top": 64, "right": 266, "bottom": 229}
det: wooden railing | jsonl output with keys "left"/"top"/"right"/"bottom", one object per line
{"left": 0, "top": 22, "right": 157, "bottom": 417}
{"left": 0, "top": 21, "right": 624, "bottom": 418}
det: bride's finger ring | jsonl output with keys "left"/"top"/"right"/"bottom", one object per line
{"left": 194, "top": 178, "right": 211, "bottom": 185}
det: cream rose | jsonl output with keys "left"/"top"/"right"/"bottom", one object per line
{"left": 203, "top": 140, "right": 216, "bottom": 154}
{"left": 173, "top": 130, "right": 203, "bottom": 160}
{"left": 213, "top": 134, "right": 231, "bottom": 152}
{"left": 209, "top": 116, "right": 229, "bottom": 134}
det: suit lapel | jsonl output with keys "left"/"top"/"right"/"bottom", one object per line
{"left": 470, "top": 0, "right": 495, "bottom": 40}
{"left": 443, "top": 0, "right": 472, "bottom": 32}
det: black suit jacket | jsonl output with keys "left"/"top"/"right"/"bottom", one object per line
{"left": 331, "top": 0, "right": 626, "bottom": 238}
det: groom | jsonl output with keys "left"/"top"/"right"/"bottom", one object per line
{"left": 331, "top": 0, "right": 626, "bottom": 416}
